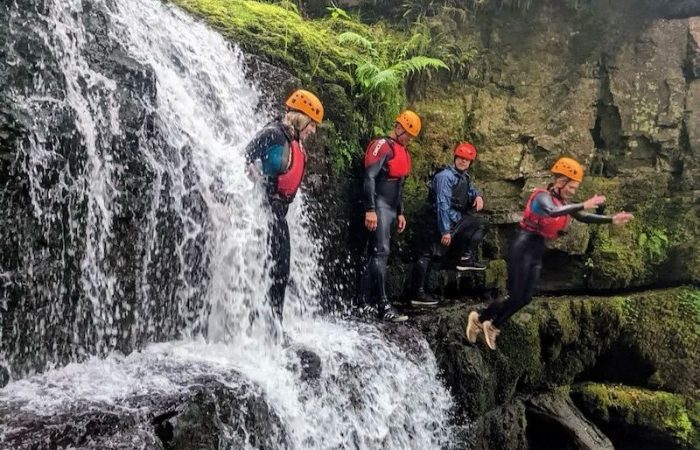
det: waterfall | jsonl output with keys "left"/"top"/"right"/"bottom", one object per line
{"left": 0, "top": 0, "right": 457, "bottom": 448}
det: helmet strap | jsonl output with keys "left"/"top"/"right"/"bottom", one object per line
{"left": 297, "top": 117, "right": 312, "bottom": 139}
{"left": 394, "top": 128, "right": 407, "bottom": 142}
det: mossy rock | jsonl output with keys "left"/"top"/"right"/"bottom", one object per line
{"left": 572, "top": 383, "right": 700, "bottom": 450}
{"left": 616, "top": 288, "right": 700, "bottom": 396}
{"left": 575, "top": 175, "right": 700, "bottom": 289}
{"left": 415, "top": 287, "right": 699, "bottom": 418}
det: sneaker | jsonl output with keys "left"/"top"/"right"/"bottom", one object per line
{"left": 380, "top": 304, "right": 408, "bottom": 323}
{"left": 456, "top": 257, "right": 487, "bottom": 271}
{"left": 465, "top": 311, "right": 483, "bottom": 343}
{"left": 411, "top": 291, "right": 439, "bottom": 307}
{"left": 359, "top": 304, "right": 378, "bottom": 319}
{"left": 482, "top": 320, "right": 501, "bottom": 350}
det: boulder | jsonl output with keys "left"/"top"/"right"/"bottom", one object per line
{"left": 572, "top": 383, "right": 700, "bottom": 450}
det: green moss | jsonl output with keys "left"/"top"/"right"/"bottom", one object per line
{"left": 494, "top": 287, "right": 697, "bottom": 398}
{"left": 617, "top": 287, "right": 700, "bottom": 395}
{"left": 173, "top": 0, "right": 451, "bottom": 173}
{"left": 485, "top": 259, "right": 507, "bottom": 293}
{"left": 573, "top": 383, "right": 699, "bottom": 448}
{"left": 174, "top": 0, "right": 355, "bottom": 86}
{"left": 579, "top": 175, "right": 700, "bottom": 288}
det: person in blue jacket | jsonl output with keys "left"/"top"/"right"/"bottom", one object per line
{"left": 409, "top": 142, "right": 487, "bottom": 306}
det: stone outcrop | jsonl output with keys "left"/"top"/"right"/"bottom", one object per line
{"left": 412, "top": 286, "right": 699, "bottom": 448}
{"left": 401, "top": 2, "right": 700, "bottom": 295}
{"left": 0, "top": 374, "right": 289, "bottom": 449}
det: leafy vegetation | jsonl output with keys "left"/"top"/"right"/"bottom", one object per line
{"left": 573, "top": 383, "right": 699, "bottom": 449}
{"left": 174, "top": 0, "right": 450, "bottom": 169}
{"left": 337, "top": 31, "right": 448, "bottom": 135}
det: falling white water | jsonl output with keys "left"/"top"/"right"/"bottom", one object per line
{"left": 0, "top": 0, "right": 457, "bottom": 447}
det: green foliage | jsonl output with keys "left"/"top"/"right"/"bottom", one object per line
{"left": 638, "top": 227, "right": 669, "bottom": 265}
{"left": 573, "top": 383, "right": 699, "bottom": 448}
{"left": 337, "top": 30, "right": 447, "bottom": 137}
{"left": 174, "top": 0, "right": 450, "bottom": 170}
{"left": 617, "top": 287, "right": 700, "bottom": 395}
{"left": 325, "top": 122, "right": 360, "bottom": 175}
{"left": 174, "top": 0, "right": 355, "bottom": 86}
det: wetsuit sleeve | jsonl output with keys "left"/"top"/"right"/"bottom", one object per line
{"left": 571, "top": 210, "right": 613, "bottom": 224}
{"left": 531, "top": 192, "right": 584, "bottom": 217}
{"left": 363, "top": 141, "right": 391, "bottom": 211}
{"left": 397, "top": 179, "right": 405, "bottom": 215}
{"left": 434, "top": 172, "right": 454, "bottom": 235}
{"left": 244, "top": 126, "right": 287, "bottom": 165}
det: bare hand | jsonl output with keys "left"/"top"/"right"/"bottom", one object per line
{"left": 583, "top": 194, "right": 606, "bottom": 210}
{"left": 612, "top": 212, "right": 634, "bottom": 225}
{"left": 441, "top": 233, "right": 452, "bottom": 247}
{"left": 473, "top": 196, "right": 484, "bottom": 212}
{"left": 365, "top": 211, "right": 378, "bottom": 231}
{"left": 246, "top": 163, "right": 262, "bottom": 181}
{"left": 397, "top": 214, "right": 406, "bottom": 233}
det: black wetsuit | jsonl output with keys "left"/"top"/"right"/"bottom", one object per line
{"left": 360, "top": 138, "right": 409, "bottom": 307}
{"left": 245, "top": 121, "right": 296, "bottom": 321}
{"left": 479, "top": 188, "right": 612, "bottom": 327}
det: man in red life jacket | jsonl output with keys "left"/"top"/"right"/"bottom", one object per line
{"left": 465, "top": 157, "right": 634, "bottom": 350}
{"left": 245, "top": 89, "right": 323, "bottom": 323}
{"left": 359, "top": 110, "right": 421, "bottom": 322}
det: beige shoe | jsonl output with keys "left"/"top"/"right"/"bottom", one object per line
{"left": 482, "top": 320, "right": 501, "bottom": 350}
{"left": 465, "top": 311, "right": 483, "bottom": 344}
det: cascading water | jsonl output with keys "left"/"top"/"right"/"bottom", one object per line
{"left": 0, "top": 0, "right": 458, "bottom": 448}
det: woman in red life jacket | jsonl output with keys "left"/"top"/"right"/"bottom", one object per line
{"left": 359, "top": 110, "right": 421, "bottom": 322}
{"left": 245, "top": 89, "right": 323, "bottom": 324}
{"left": 465, "top": 157, "right": 634, "bottom": 350}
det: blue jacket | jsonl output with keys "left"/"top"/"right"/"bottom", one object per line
{"left": 432, "top": 165, "right": 481, "bottom": 235}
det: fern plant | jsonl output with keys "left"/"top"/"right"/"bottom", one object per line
{"left": 337, "top": 31, "right": 448, "bottom": 137}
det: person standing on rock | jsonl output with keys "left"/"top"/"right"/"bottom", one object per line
{"left": 359, "top": 110, "right": 421, "bottom": 323}
{"left": 409, "top": 142, "right": 487, "bottom": 307}
{"left": 465, "top": 157, "right": 634, "bottom": 350}
{"left": 245, "top": 89, "right": 323, "bottom": 323}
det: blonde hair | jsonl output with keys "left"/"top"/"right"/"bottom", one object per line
{"left": 284, "top": 110, "right": 312, "bottom": 133}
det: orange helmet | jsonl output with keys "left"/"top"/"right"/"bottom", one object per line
{"left": 454, "top": 142, "right": 477, "bottom": 160}
{"left": 395, "top": 110, "right": 421, "bottom": 137}
{"left": 551, "top": 157, "right": 584, "bottom": 182}
{"left": 286, "top": 89, "right": 324, "bottom": 123}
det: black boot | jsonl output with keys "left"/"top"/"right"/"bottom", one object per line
{"left": 456, "top": 254, "right": 486, "bottom": 271}
{"left": 411, "top": 289, "right": 439, "bottom": 307}
{"left": 409, "top": 256, "right": 438, "bottom": 306}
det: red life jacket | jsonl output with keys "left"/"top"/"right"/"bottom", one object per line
{"left": 276, "top": 140, "right": 305, "bottom": 200}
{"left": 520, "top": 187, "right": 570, "bottom": 239}
{"left": 364, "top": 138, "right": 411, "bottom": 178}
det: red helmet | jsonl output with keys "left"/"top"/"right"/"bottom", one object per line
{"left": 454, "top": 142, "right": 477, "bottom": 160}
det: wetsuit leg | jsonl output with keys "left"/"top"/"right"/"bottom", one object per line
{"left": 451, "top": 214, "right": 486, "bottom": 258}
{"left": 479, "top": 230, "right": 544, "bottom": 327}
{"left": 362, "top": 206, "right": 396, "bottom": 305}
{"left": 412, "top": 232, "right": 447, "bottom": 294}
{"left": 269, "top": 211, "right": 291, "bottom": 322}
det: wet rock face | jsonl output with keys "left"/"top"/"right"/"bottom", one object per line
{"left": 0, "top": 375, "right": 289, "bottom": 450}
{"left": 0, "top": 0, "right": 210, "bottom": 376}
{"left": 571, "top": 383, "right": 700, "bottom": 450}
{"left": 399, "top": 2, "right": 700, "bottom": 295}
{"left": 414, "top": 287, "right": 699, "bottom": 449}
{"left": 470, "top": 391, "right": 614, "bottom": 450}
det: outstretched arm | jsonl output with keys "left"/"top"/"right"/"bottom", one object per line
{"left": 532, "top": 192, "right": 606, "bottom": 217}
{"left": 571, "top": 210, "right": 612, "bottom": 224}
{"left": 531, "top": 192, "right": 585, "bottom": 217}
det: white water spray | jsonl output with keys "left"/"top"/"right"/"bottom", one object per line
{"left": 1, "top": 0, "right": 456, "bottom": 447}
